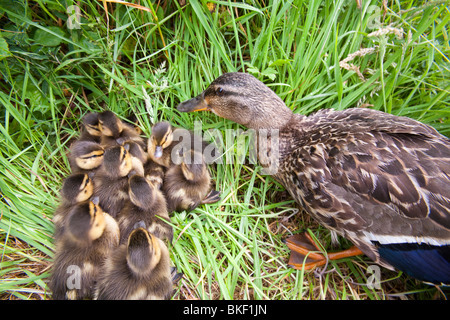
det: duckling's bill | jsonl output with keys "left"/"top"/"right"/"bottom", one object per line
{"left": 154, "top": 146, "right": 163, "bottom": 158}
{"left": 177, "top": 94, "right": 210, "bottom": 113}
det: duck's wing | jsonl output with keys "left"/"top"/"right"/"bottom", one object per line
{"left": 325, "top": 109, "right": 450, "bottom": 231}
{"left": 281, "top": 108, "right": 450, "bottom": 270}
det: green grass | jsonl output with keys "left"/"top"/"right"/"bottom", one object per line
{"left": 0, "top": 0, "right": 449, "bottom": 300}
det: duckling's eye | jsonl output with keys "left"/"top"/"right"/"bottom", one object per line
{"left": 216, "top": 87, "right": 224, "bottom": 96}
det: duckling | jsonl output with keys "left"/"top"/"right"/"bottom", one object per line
{"left": 77, "top": 112, "right": 102, "bottom": 143}
{"left": 53, "top": 173, "right": 94, "bottom": 241}
{"left": 148, "top": 121, "right": 214, "bottom": 169}
{"left": 147, "top": 121, "right": 177, "bottom": 168}
{"left": 94, "top": 226, "right": 174, "bottom": 300}
{"left": 49, "top": 199, "right": 120, "bottom": 300}
{"left": 162, "top": 150, "right": 220, "bottom": 213}
{"left": 68, "top": 141, "right": 105, "bottom": 174}
{"left": 93, "top": 145, "right": 134, "bottom": 218}
{"left": 144, "top": 159, "right": 165, "bottom": 190}
{"left": 98, "top": 110, "right": 144, "bottom": 149}
{"left": 120, "top": 140, "right": 148, "bottom": 177}
{"left": 177, "top": 72, "right": 450, "bottom": 285}
{"left": 117, "top": 174, "right": 172, "bottom": 243}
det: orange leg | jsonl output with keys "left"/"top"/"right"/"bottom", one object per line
{"left": 284, "top": 232, "right": 363, "bottom": 270}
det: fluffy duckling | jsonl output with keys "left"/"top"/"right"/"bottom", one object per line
{"left": 148, "top": 121, "right": 213, "bottom": 169}
{"left": 147, "top": 121, "right": 176, "bottom": 168}
{"left": 144, "top": 159, "right": 165, "bottom": 189}
{"left": 94, "top": 226, "right": 173, "bottom": 300}
{"left": 98, "top": 110, "right": 144, "bottom": 148}
{"left": 49, "top": 199, "right": 120, "bottom": 300}
{"left": 121, "top": 140, "right": 148, "bottom": 177}
{"left": 162, "top": 150, "right": 220, "bottom": 212}
{"left": 77, "top": 112, "right": 102, "bottom": 143}
{"left": 93, "top": 145, "right": 134, "bottom": 218}
{"left": 53, "top": 173, "right": 94, "bottom": 241}
{"left": 68, "top": 140, "right": 105, "bottom": 174}
{"left": 117, "top": 174, "right": 172, "bottom": 244}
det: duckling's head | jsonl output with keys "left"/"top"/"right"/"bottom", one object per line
{"left": 125, "top": 114, "right": 143, "bottom": 135}
{"left": 98, "top": 111, "right": 123, "bottom": 138}
{"left": 67, "top": 200, "right": 106, "bottom": 244}
{"left": 180, "top": 150, "right": 207, "bottom": 182}
{"left": 123, "top": 140, "right": 147, "bottom": 163}
{"left": 82, "top": 112, "right": 101, "bottom": 137}
{"left": 61, "top": 173, "right": 94, "bottom": 204}
{"left": 121, "top": 140, "right": 147, "bottom": 176}
{"left": 148, "top": 122, "right": 173, "bottom": 159}
{"left": 128, "top": 174, "right": 155, "bottom": 208}
{"left": 103, "top": 145, "right": 133, "bottom": 177}
{"left": 71, "top": 141, "right": 105, "bottom": 170}
{"left": 126, "top": 227, "right": 163, "bottom": 274}
{"left": 177, "top": 72, "right": 293, "bottom": 130}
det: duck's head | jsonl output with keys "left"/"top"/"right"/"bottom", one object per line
{"left": 71, "top": 141, "right": 105, "bottom": 170}
{"left": 103, "top": 145, "right": 133, "bottom": 178}
{"left": 126, "top": 227, "right": 163, "bottom": 274}
{"left": 128, "top": 174, "right": 155, "bottom": 208}
{"left": 180, "top": 150, "right": 207, "bottom": 182}
{"left": 82, "top": 112, "right": 101, "bottom": 137}
{"left": 61, "top": 173, "right": 94, "bottom": 204}
{"left": 177, "top": 72, "right": 293, "bottom": 130}
{"left": 98, "top": 111, "right": 123, "bottom": 138}
{"left": 67, "top": 198, "right": 106, "bottom": 244}
{"left": 148, "top": 122, "right": 173, "bottom": 159}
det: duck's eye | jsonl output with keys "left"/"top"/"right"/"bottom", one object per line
{"left": 216, "top": 87, "right": 224, "bottom": 96}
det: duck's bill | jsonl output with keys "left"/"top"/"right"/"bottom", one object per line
{"left": 177, "top": 94, "right": 210, "bottom": 113}
{"left": 127, "top": 169, "right": 137, "bottom": 178}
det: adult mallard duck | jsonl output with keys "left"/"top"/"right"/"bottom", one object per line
{"left": 177, "top": 72, "right": 450, "bottom": 285}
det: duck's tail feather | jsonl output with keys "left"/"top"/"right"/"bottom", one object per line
{"left": 376, "top": 242, "right": 450, "bottom": 285}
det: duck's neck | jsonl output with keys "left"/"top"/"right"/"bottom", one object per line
{"left": 253, "top": 113, "right": 306, "bottom": 177}
{"left": 247, "top": 100, "right": 294, "bottom": 131}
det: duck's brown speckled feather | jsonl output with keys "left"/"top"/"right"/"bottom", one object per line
{"left": 273, "top": 108, "right": 450, "bottom": 266}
